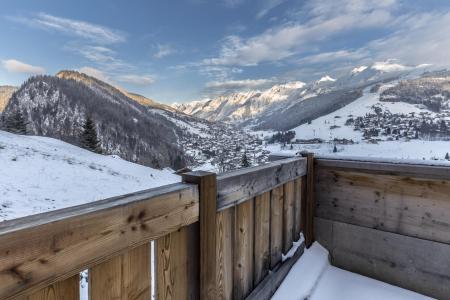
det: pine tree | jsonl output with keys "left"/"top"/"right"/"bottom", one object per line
{"left": 333, "top": 144, "right": 338, "bottom": 153}
{"left": 446, "top": 152, "right": 449, "bottom": 160}
{"left": 80, "top": 116, "right": 102, "bottom": 154}
{"left": 241, "top": 152, "right": 251, "bottom": 168}
{"left": 5, "top": 110, "right": 28, "bottom": 135}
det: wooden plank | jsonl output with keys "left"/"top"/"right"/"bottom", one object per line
{"left": 315, "top": 168, "right": 450, "bottom": 244}
{"left": 270, "top": 186, "right": 283, "bottom": 269}
{"left": 300, "top": 176, "right": 307, "bottom": 233}
{"left": 0, "top": 183, "right": 199, "bottom": 300}
{"left": 25, "top": 275, "right": 79, "bottom": 300}
{"left": 302, "top": 152, "right": 315, "bottom": 248}
{"left": 293, "top": 178, "right": 302, "bottom": 241}
{"left": 253, "top": 192, "right": 270, "bottom": 286}
{"left": 182, "top": 171, "right": 217, "bottom": 299}
{"left": 315, "top": 217, "right": 450, "bottom": 300}
{"left": 156, "top": 224, "right": 199, "bottom": 300}
{"left": 90, "top": 243, "right": 150, "bottom": 300}
{"left": 233, "top": 199, "right": 254, "bottom": 300}
{"left": 216, "top": 208, "right": 234, "bottom": 300}
{"left": 315, "top": 157, "right": 450, "bottom": 180}
{"left": 217, "top": 157, "right": 307, "bottom": 211}
{"left": 282, "top": 181, "right": 295, "bottom": 254}
{"left": 246, "top": 241, "right": 305, "bottom": 300}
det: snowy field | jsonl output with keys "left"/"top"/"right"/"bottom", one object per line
{"left": 265, "top": 139, "right": 450, "bottom": 163}
{"left": 0, "top": 130, "right": 180, "bottom": 222}
{"left": 272, "top": 242, "right": 432, "bottom": 300}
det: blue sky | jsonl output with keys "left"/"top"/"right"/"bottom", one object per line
{"left": 1, "top": 0, "right": 450, "bottom": 103}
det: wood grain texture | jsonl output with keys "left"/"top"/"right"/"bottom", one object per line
{"left": 293, "top": 178, "right": 302, "bottom": 241}
{"left": 89, "top": 243, "right": 150, "bottom": 300}
{"left": 315, "top": 217, "right": 450, "bottom": 300}
{"left": 270, "top": 186, "right": 283, "bottom": 269}
{"left": 315, "top": 168, "right": 450, "bottom": 244}
{"left": 233, "top": 199, "right": 254, "bottom": 300}
{"left": 253, "top": 192, "right": 270, "bottom": 286}
{"left": 315, "top": 157, "right": 450, "bottom": 180}
{"left": 216, "top": 208, "right": 234, "bottom": 300}
{"left": 217, "top": 157, "right": 306, "bottom": 211}
{"left": 25, "top": 275, "right": 79, "bottom": 300}
{"left": 300, "top": 176, "right": 307, "bottom": 234}
{"left": 302, "top": 153, "right": 315, "bottom": 248}
{"left": 0, "top": 183, "right": 198, "bottom": 300}
{"left": 282, "top": 181, "right": 295, "bottom": 254}
{"left": 156, "top": 224, "right": 199, "bottom": 300}
{"left": 182, "top": 171, "right": 217, "bottom": 299}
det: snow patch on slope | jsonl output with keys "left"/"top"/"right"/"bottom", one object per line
{"left": 0, "top": 131, "right": 179, "bottom": 221}
{"left": 318, "top": 75, "right": 336, "bottom": 83}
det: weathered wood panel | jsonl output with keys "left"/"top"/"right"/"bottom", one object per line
{"left": 183, "top": 171, "right": 217, "bottom": 299}
{"left": 270, "top": 186, "right": 283, "bottom": 269}
{"left": 303, "top": 153, "right": 315, "bottom": 248}
{"left": 246, "top": 241, "right": 305, "bottom": 300}
{"left": 253, "top": 192, "right": 270, "bottom": 286}
{"left": 315, "top": 158, "right": 450, "bottom": 180}
{"left": 315, "top": 168, "right": 450, "bottom": 244}
{"left": 300, "top": 176, "right": 307, "bottom": 233}
{"left": 293, "top": 178, "right": 302, "bottom": 241}
{"left": 315, "top": 217, "right": 450, "bottom": 300}
{"left": 0, "top": 183, "right": 198, "bottom": 300}
{"left": 25, "top": 275, "right": 79, "bottom": 300}
{"left": 282, "top": 181, "right": 295, "bottom": 254}
{"left": 217, "top": 157, "right": 307, "bottom": 211}
{"left": 90, "top": 243, "right": 150, "bottom": 300}
{"left": 156, "top": 224, "right": 199, "bottom": 300}
{"left": 216, "top": 208, "right": 234, "bottom": 300}
{"left": 233, "top": 199, "right": 254, "bottom": 300}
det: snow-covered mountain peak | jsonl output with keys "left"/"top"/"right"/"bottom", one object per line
{"left": 371, "top": 61, "right": 408, "bottom": 72}
{"left": 351, "top": 66, "right": 368, "bottom": 74}
{"left": 318, "top": 75, "right": 336, "bottom": 83}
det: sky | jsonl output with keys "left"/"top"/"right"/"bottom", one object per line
{"left": 1, "top": 0, "right": 450, "bottom": 103}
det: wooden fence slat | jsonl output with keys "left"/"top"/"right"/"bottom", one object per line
{"left": 270, "top": 186, "right": 283, "bottom": 269}
{"left": 234, "top": 199, "right": 254, "bottom": 300}
{"left": 282, "top": 181, "right": 295, "bottom": 254}
{"left": 0, "top": 183, "right": 198, "bottom": 300}
{"left": 217, "top": 157, "right": 307, "bottom": 211}
{"left": 293, "top": 178, "right": 302, "bottom": 241}
{"left": 183, "top": 171, "right": 217, "bottom": 299}
{"left": 253, "top": 192, "right": 271, "bottom": 286}
{"left": 302, "top": 152, "right": 315, "bottom": 248}
{"left": 216, "top": 208, "right": 234, "bottom": 300}
{"left": 157, "top": 225, "right": 199, "bottom": 300}
{"left": 300, "top": 176, "right": 307, "bottom": 233}
{"left": 25, "top": 275, "right": 79, "bottom": 300}
{"left": 89, "top": 243, "right": 150, "bottom": 300}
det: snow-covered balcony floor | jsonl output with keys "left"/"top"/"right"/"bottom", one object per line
{"left": 272, "top": 243, "right": 433, "bottom": 300}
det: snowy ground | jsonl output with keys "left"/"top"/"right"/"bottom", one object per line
{"left": 265, "top": 139, "right": 450, "bottom": 163}
{"left": 272, "top": 242, "right": 433, "bottom": 300}
{"left": 0, "top": 130, "right": 180, "bottom": 222}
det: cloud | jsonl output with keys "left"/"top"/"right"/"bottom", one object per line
{"left": 10, "top": 13, "right": 125, "bottom": 44}
{"left": 202, "top": 0, "right": 398, "bottom": 67}
{"left": 78, "top": 66, "right": 111, "bottom": 82}
{"left": 257, "top": 0, "right": 288, "bottom": 19}
{"left": 116, "top": 74, "right": 155, "bottom": 86}
{"left": 2, "top": 59, "right": 46, "bottom": 74}
{"left": 204, "top": 78, "right": 274, "bottom": 95}
{"left": 153, "top": 44, "right": 175, "bottom": 59}
{"left": 296, "top": 49, "right": 369, "bottom": 65}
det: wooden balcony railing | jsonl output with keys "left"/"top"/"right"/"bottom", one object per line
{"left": 0, "top": 156, "right": 311, "bottom": 300}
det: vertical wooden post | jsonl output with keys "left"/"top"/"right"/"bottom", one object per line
{"left": 301, "top": 152, "right": 315, "bottom": 248}
{"left": 183, "top": 171, "right": 217, "bottom": 300}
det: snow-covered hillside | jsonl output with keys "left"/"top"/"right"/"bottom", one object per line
{"left": 0, "top": 131, "right": 179, "bottom": 221}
